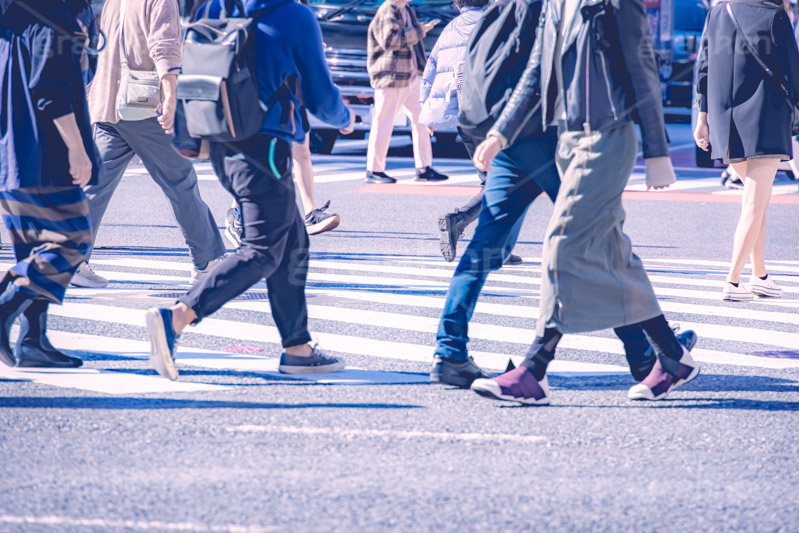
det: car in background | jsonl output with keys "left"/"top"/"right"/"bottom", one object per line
{"left": 667, "top": 0, "right": 708, "bottom": 108}
{"left": 307, "top": 0, "right": 457, "bottom": 153}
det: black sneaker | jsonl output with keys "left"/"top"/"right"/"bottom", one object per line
{"left": 720, "top": 170, "right": 743, "bottom": 190}
{"left": 430, "top": 355, "right": 490, "bottom": 388}
{"left": 305, "top": 200, "right": 341, "bottom": 236}
{"left": 365, "top": 171, "right": 397, "bottom": 184}
{"left": 504, "top": 253, "right": 523, "bottom": 265}
{"left": 438, "top": 210, "right": 468, "bottom": 262}
{"left": 416, "top": 167, "right": 449, "bottom": 182}
{"left": 278, "top": 345, "right": 345, "bottom": 374}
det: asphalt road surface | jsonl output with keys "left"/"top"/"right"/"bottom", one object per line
{"left": 1, "top": 123, "right": 798, "bottom": 532}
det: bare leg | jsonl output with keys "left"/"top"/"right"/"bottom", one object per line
{"left": 292, "top": 136, "right": 316, "bottom": 216}
{"left": 749, "top": 197, "right": 771, "bottom": 278}
{"left": 727, "top": 159, "right": 778, "bottom": 284}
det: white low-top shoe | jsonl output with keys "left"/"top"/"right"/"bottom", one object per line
{"left": 747, "top": 275, "right": 782, "bottom": 298}
{"left": 722, "top": 282, "right": 753, "bottom": 301}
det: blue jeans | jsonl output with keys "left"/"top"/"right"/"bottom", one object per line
{"left": 434, "top": 129, "right": 560, "bottom": 361}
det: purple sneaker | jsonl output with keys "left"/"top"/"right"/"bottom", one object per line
{"left": 470, "top": 366, "right": 551, "bottom": 405}
{"left": 628, "top": 346, "right": 700, "bottom": 401}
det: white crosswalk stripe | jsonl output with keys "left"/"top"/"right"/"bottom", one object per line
{"left": 2, "top": 253, "right": 799, "bottom": 394}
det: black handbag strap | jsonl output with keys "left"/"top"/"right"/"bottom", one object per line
{"left": 726, "top": 2, "right": 793, "bottom": 105}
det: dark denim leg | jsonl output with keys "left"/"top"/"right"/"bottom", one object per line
{"left": 434, "top": 133, "right": 558, "bottom": 361}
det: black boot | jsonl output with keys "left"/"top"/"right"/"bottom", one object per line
{"left": 438, "top": 210, "right": 469, "bottom": 262}
{"left": 0, "top": 288, "right": 33, "bottom": 367}
{"left": 15, "top": 300, "right": 82, "bottom": 368}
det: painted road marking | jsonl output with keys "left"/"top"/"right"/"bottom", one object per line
{"left": 48, "top": 302, "right": 799, "bottom": 370}
{"left": 226, "top": 424, "right": 548, "bottom": 444}
{"left": 0, "top": 515, "right": 279, "bottom": 533}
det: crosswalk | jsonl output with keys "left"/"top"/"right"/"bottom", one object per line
{"left": 2, "top": 252, "right": 798, "bottom": 395}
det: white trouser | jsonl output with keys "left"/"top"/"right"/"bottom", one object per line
{"left": 366, "top": 76, "right": 433, "bottom": 173}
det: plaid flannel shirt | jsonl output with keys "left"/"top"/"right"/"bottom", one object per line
{"left": 367, "top": 0, "right": 427, "bottom": 89}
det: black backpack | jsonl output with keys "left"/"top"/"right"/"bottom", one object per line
{"left": 177, "top": 0, "right": 289, "bottom": 142}
{"left": 457, "top": 0, "right": 541, "bottom": 140}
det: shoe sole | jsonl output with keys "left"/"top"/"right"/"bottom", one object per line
{"left": 365, "top": 178, "right": 397, "bottom": 184}
{"left": 278, "top": 360, "right": 346, "bottom": 374}
{"left": 415, "top": 177, "right": 449, "bottom": 182}
{"left": 471, "top": 380, "right": 550, "bottom": 405}
{"left": 749, "top": 286, "right": 782, "bottom": 298}
{"left": 146, "top": 309, "right": 179, "bottom": 381}
{"left": 69, "top": 276, "right": 109, "bottom": 289}
{"left": 224, "top": 226, "right": 242, "bottom": 249}
{"left": 438, "top": 216, "right": 457, "bottom": 262}
{"left": 722, "top": 292, "right": 754, "bottom": 301}
{"left": 430, "top": 368, "right": 474, "bottom": 389}
{"left": 307, "top": 214, "right": 340, "bottom": 236}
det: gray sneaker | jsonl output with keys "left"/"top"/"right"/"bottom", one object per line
{"left": 190, "top": 254, "right": 227, "bottom": 285}
{"left": 70, "top": 262, "right": 109, "bottom": 288}
{"left": 278, "top": 345, "right": 345, "bottom": 374}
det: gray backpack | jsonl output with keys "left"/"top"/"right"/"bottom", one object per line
{"left": 177, "top": 0, "right": 289, "bottom": 142}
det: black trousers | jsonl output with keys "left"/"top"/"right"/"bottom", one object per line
{"left": 180, "top": 135, "right": 312, "bottom": 348}
{"left": 457, "top": 127, "right": 487, "bottom": 223}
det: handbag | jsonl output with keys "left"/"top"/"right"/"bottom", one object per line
{"left": 116, "top": 0, "right": 162, "bottom": 121}
{"left": 726, "top": 2, "right": 799, "bottom": 136}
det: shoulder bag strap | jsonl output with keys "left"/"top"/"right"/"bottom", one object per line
{"left": 726, "top": 2, "right": 793, "bottom": 103}
{"left": 120, "top": 0, "right": 128, "bottom": 68}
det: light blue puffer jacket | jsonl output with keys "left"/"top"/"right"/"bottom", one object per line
{"left": 419, "top": 7, "right": 484, "bottom": 129}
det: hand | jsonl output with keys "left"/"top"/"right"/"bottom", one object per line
{"left": 644, "top": 156, "right": 676, "bottom": 191}
{"left": 426, "top": 126, "right": 434, "bottom": 137}
{"left": 694, "top": 112, "right": 709, "bottom": 152}
{"left": 68, "top": 145, "right": 93, "bottom": 187}
{"left": 473, "top": 136, "right": 503, "bottom": 172}
{"left": 157, "top": 93, "right": 177, "bottom": 134}
{"left": 421, "top": 20, "right": 438, "bottom": 34}
{"left": 339, "top": 108, "right": 356, "bottom": 135}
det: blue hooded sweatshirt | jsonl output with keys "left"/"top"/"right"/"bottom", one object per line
{"left": 200, "top": 0, "right": 349, "bottom": 143}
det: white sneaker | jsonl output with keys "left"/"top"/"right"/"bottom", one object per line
{"left": 722, "top": 282, "right": 753, "bottom": 301}
{"left": 70, "top": 262, "right": 109, "bottom": 288}
{"left": 747, "top": 275, "right": 782, "bottom": 298}
{"left": 190, "top": 254, "right": 227, "bottom": 285}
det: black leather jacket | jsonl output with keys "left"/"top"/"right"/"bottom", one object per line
{"left": 491, "top": 0, "right": 669, "bottom": 159}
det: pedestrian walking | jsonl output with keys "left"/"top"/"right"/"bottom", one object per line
{"left": 1, "top": 0, "right": 102, "bottom": 368}
{"left": 71, "top": 0, "right": 227, "bottom": 289}
{"left": 694, "top": 0, "right": 799, "bottom": 301}
{"left": 430, "top": 0, "right": 697, "bottom": 390}
{"left": 418, "top": 0, "right": 511, "bottom": 263}
{"left": 146, "top": 0, "right": 354, "bottom": 381}
{"left": 223, "top": 136, "right": 341, "bottom": 249}
{"left": 465, "top": 0, "right": 700, "bottom": 404}
{"left": 365, "top": 0, "right": 449, "bottom": 184}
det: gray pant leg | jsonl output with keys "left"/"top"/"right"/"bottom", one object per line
{"left": 83, "top": 123, "right": 137, "bottom": 261}
{"left": 113, "top": 119, "right": 225, "bottom": 266}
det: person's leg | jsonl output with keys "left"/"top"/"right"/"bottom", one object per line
{"left": 366, "top": 87, "right": 401, "bottom": 174}
{"left": 400, "top": 76, "right": 434, "bottom": 171}
{"left": 82, "top": 122, "right": 136, "bottom": 260}
{"left": 114, "top": 118, "right": 226, "bottom": 268}
{"left": 0, "top": 187, "right": 92, "bottom": 367}
{"left": 749, "top": 207, "right": 769, "bottom": 278}
{"left": 292, "top": 135, "right": 316, "bottom": 216}
{"left": 432, "top": 133, "right": 559, "bottom": 387}
{"left": 727, "top": 158, "right": 778, "bottom": 284}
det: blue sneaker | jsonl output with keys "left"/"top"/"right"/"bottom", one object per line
{"left": 278, "top": 345, "right": 345, "bottom": 374}
{"left": 146, "top": 308, "right": 180, "bottom": 380}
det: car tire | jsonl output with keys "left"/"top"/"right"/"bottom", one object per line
{"left": 695, "top": 145, "right": 715, "bottom": 168}
{"left": 308, "top": 129, "right": 338, "bottom": 155}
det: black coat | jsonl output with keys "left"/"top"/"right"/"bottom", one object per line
{"left": 696, "top": 0, "right": 799, "bottom": 162}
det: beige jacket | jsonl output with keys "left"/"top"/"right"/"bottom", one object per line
{"left": 88, "top": 0, "right": 182, "bottom": 124}
{"left": 367, "top": 0, "right": 426, "bottom": 89}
